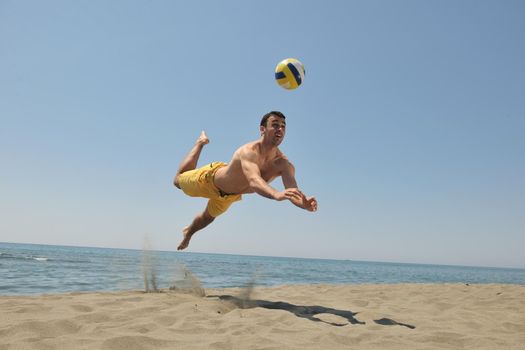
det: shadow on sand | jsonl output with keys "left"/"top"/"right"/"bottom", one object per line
{"left": 207, "top": 295, "right": 415, "bottom": 329}
{"left": 374, "top": 317, "right": 416, "bottom": 329}
{"left": 208, "top": 294, "right": 362, "bottom": 327}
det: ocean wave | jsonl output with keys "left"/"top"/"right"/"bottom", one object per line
{"left": 0, "top": 252, "right": 93, "bottom": 264}
{"left": 0, "top": 252, "right": 50, "bottom": 262}
{"left": 33, "top": 257, "right": 49, "bottom": 261}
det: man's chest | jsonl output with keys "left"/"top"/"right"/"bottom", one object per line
{"left": 258, "top": 161, "right": 281, "bottom": 182}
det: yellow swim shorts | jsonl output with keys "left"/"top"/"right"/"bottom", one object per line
{"left": 178, "top": 162, "right": 242, "bottom": 217}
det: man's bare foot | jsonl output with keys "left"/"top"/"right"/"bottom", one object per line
{"left": 177, "top": 226, "right": 193, "bottom": 250}
{"left": 197, "top": 131, "right": 209, "bottom": 146}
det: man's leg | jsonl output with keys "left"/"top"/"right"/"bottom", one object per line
{"left": 173, "top": 131, "right": 209, "bottom": 189}
{"left": 177, "top": 205, "right": 215, "bottom": 250}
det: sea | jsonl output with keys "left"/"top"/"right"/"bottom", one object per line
{"left": 1, "top": 242, "right": 524, "bottom": 295}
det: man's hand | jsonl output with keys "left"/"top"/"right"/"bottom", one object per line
{"left": 301, "top": 196, "right": 318, "bottom": 212}
{"left": 274, "top": 188, "right": 304, "bottom": 202}
{"left": 275, "top": 188, "right": 318, "bottom": 212}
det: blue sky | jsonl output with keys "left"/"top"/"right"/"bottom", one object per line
{"left": 1, "top": 0, "right": 524, "bottom": 268}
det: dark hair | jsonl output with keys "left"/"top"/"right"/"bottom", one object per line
{"left": 260, "top": 111, "right": 286, "bottom": 127}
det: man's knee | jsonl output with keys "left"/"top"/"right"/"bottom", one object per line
{"left": 202, "top": 209, "right": 216, "bottom": 223}
{"left": 173, "top": 175, "right": 181, "bottom": 189}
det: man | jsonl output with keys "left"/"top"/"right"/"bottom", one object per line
{"left": 173, "top": 111, "right": 317, "bottom": 250}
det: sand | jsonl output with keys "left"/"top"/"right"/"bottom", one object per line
{"left": 1, "top": 284, "right": 524, "bottom": 349}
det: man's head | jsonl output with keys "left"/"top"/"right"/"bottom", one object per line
{"left": 260, "top": 111, "right": 286, "bottom": 146}
{"left": 260, "top": 111, "right": 286, "bottom": 128}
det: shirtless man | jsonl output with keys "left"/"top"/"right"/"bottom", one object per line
{"left": 173, "top": 111, "right": 317, "bottom": 250}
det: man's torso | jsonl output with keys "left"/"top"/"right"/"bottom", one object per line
{"left": 213, "top": 140, "right": 287, "bottom": 195}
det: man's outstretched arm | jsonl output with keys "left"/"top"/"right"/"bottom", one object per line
{"left": 281, "top": 161, "right": 318, "bottom": 212}
{"left": 240, "top": 150, "right": 303, "bottom": 203}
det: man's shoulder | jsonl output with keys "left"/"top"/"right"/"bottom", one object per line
{"left": 274, "top": 150, "right": 294, "bottom": 170}
{"left": 278, "top": 155, "right": 293, "bottom": 166}
{"left": 274, "top": 147, "right": 289, "bottom": 161}
{"left": 236, "top": 140, "right": 259, "bottom": 155}
{"left": 233, "top": 141, "right": 259, "bottom": 162}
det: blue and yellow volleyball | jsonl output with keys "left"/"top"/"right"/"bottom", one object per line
{"left": 275, "top": 58, "right": 305, "bottom": 90}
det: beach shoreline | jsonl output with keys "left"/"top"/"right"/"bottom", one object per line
{"left": 1, "top": 283, "right": 524, "bottom": 349}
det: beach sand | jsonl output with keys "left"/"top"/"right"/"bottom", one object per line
{"left": 1, "top": 284, "right": 524, "bottom": 349}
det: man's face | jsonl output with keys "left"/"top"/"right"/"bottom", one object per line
{"left": 261, "top": 116, "right": 286, "bottom": 146}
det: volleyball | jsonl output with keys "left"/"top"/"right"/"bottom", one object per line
{"left": 274, "top": 58, "right": 305, "bottom": 90}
